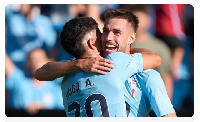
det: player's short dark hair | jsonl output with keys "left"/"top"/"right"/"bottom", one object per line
{"left": 104, "top": 9, "right": 139, "bottom": 33}
{"left": 60, "top": 17, "right": 98, "bottom": 58}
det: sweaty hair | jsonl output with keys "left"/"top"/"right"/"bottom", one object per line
{"left": 60, "top": 17, "right": 98, "bottom": 58}
{"left": 104, "top": 9, "right": 139, "bottom": 33}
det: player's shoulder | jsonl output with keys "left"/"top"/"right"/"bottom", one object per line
{"left": 143, "top": 69, "right": 163, "bottom": 87}
{"left": 134, "top": 69, "right": 157, "bottom": 82}
{"left": 106, "top": 52, "right": 141, "bottom": 59}
{"left": 144, "top": 69, "right": 161, "bottom": 81}
{"left": 143, "top": 69, "right": 160, "bottom": 76}
{"left": 106, "top": 52, "right": 127, "bottom": 58}
{"left": 106, "top": 52, "right": 128, "bottom": 64}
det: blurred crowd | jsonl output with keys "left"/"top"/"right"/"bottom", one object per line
{"left": 5, "top": 4, "right": 194, "bottom": 116}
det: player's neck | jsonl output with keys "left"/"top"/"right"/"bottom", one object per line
{"left": 125, "top": 45, "right": 131, "bottom": 55}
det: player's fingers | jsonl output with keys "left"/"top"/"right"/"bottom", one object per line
{"left": 96, "top": 70, "right": 106, "bottom": 75}
{"left": 91, "top": 68, "right": 106, "bottom": 75}
{"left": 98, "top": 58, "right": 113, "bottom": 64}
{"left": 98, "top": 62, "right": 114, "bottom": 69}
{"left": 96, "top": 65, "right": 113, "bottom": 72}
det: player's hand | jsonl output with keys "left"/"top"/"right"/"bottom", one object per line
{"left": 77, "top": 57, "right": 114, "bottom": 75}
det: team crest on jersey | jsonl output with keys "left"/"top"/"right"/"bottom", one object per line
{"left": 128, "top": 77, "right": 138, "bottom": 97}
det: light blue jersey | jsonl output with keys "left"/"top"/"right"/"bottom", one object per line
{"left": 61, "top": 52, "right": 143, "bottom": 117}
{"left": 125, "top": 69, "right": 175, "bottom": 117}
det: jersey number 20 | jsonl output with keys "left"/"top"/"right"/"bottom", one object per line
{"left": 68, "top": 93, "right": 110, "bottom": 117}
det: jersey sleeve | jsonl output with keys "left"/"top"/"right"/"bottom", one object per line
{"left": 138, "top": 70, "right": 175, "bottom": 117}
{"left": 106, "top": 52, "right": 143, "bottom": 82}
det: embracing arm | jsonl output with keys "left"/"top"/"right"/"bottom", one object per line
{"left": 35, "top": 57, "right": 114, "bottom": 81}
{"left": 35, "top": 60, "right": 79, "bottom": 81}
{"left": 130, "top": 48, "right": 162, "bottom": 70}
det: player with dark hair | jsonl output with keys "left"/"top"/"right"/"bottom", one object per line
{"left": 35, "top": 9, "right": 175, "bottom": 117}
{"left": 57, "top": 16, "right": 161, "bottom": 117}
{"left": 60, "top": 17, "right": 101, "bottom": 59}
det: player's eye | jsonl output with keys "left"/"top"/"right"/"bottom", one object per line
{"left": 113, "top": 31, "right": 120, "bottom": 35}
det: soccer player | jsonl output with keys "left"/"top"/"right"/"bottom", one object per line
{"left": 52, "top": 17, "right": 160, "bottom": 117}
{"left": 36, "top": 9, "right": 175, "bottom": 117}
{"left": 102, "top": 9, "right": 176, "bottom": 117}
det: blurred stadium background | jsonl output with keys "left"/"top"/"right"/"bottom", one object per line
{"left": 5, "top": 4, "right": 194, "bottom": 117}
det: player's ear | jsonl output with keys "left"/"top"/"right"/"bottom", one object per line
{"left": 87, "top": 38, "right": 96, "bottom": 50}
{"left": 128, "top": 33, "right": 136, "bottom": 45}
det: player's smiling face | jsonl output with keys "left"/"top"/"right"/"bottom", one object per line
{"left": 101, "top": 18, "right": 134, "bottom": 57}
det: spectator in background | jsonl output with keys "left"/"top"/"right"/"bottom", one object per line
{"left": 5, "top": 4, "right": 57, "bottom": 75}
{"left": 48, "top": 4, "right": 87, "bottom": 62}
{"left": 48, "top": 4, "right": 87, "bottom": 34}
{"left": 5, "top": 49, "right": 64, "bottom": 115}
{"left": 155, "top": 4, "right": 186, "bottom": 80}
{"left": 85, "top": 4, "right": 104, "bottom": 32}
{"left": 85, "top": 4, "right": 119, "bottom": 32}
{"left": 129, "top": 5, "right": 173, "bottom": 99}
{"left": 5, "top": 4, "right": 59, "bottom": 113}
{"left": 171, "top": 4, "right": 194, "bottom": 113}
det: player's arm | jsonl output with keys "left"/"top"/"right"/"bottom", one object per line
{"left": 130, "top": 48, "right": 162, "bottom": 70}
{"left": 139, "top": 70, "right": 176, "bottom": 117}
{"left": 35, "top": 57, "right": 114, "bottom": 81}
